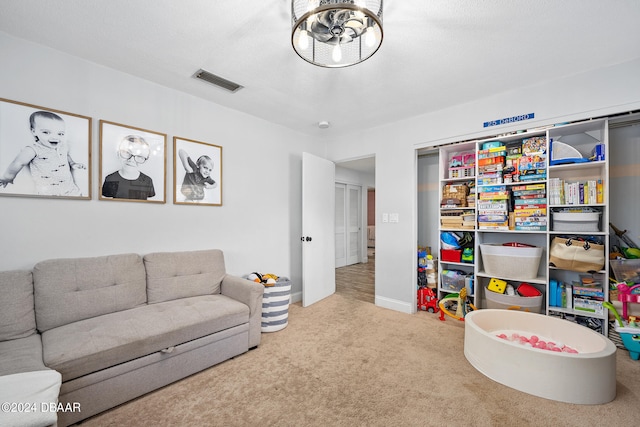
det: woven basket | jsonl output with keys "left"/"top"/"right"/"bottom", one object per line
{"left": 442, "top": 184, "right": 468, "bottom": 206}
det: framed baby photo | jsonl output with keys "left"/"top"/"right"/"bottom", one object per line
{"left": 0, "top": 97, "right": 91, "bottom": 200}
{"left": 173, "top": 137, "right": 222, "bottom": 206}
{"left": 99, "top": 120, "right": 166, "bottom": 203}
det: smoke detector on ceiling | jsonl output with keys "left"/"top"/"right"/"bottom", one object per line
{"left": 318, "top": 121, "right": 330, "bottom": 129}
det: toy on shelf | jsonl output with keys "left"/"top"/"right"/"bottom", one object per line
{"left": 438, "top": 287, "right": 476, "bottom": 321}
{"left": 448, "top": 152, "right": 475, "bottom": 178}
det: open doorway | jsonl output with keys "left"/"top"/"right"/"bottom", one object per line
{"left": 334, "top": 156, "right": 376, "bottom": 303}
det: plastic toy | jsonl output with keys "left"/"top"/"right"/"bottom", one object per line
{"left": 616, "top": 282, "right": 640, "bottom": 320}
{"left": 487, "top": 277, "right": 507, "bottom": 294}
{"left": 438, "top": 287, "right": 476, "bottom": 321}
{"left": 461, "top": 247, "right": 474, "bottom": 263}
{"left": 417, "top": 287, "right": 439, "bottom": 313}
{"left": 604, "top": 300, "right": 640, "bottom": 361}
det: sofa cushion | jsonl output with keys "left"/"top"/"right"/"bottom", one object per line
{"left": 41, "top": 294, "right": 249, "bottom": 381}
{"left": 33, "top": 254, "right": 147, "bottom": 332}
{"left": 0, "top": 370, "right": 61, "bottom": 427}
{"left": 0, "top": 334, "right": 48, "bottom": 376}
{"left": 144, "top": 249, "right": 226, "bottom": 304}
{"left": 0, "top": 270, "right": 36, "bottom": 341}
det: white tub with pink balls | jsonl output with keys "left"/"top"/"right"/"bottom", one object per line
{"left": 464, "top": 309, "right": 617, "bottom": 404}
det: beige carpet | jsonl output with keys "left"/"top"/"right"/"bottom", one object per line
{"left": 83, "top": 294, "right": 638, "bottom": 426}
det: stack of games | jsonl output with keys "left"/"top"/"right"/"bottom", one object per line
{"left": 518, "top": 136, "right": 547, "bottom": 182}
{"left": 477, "top": 185, "right": 509, "bottom": 230}
{"left": 477, "top": 142, "right": 506, "bottom": 185}
{"left": 512, "top": 183, "right": 547, "bottom": 231}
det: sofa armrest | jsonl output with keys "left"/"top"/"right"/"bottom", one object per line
{"left": 221, "top": 275, "right": 264, "bottom": 348}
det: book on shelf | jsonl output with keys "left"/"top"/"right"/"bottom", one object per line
{"left": 514, "top": 225, "right": 547, "bottom": 231}
{"left": 520, "top": 169, "right": 546, "bottom": 176}
{"left": 514, "top": 199, "right": 547, "bottom": 206}
{"left": 514, "top": 208, "right": 547, "bottom": 216}
{"left": 478, "top": 211, "right": 508, "bottom": 217}
{"left": 515, "top": 219, "right": 547, "bottom": 226}
{"left": 477, "top": 177, "right": 504, "bottom": 185}
{"left": 511, "top": 183, "right": 546, "bottom": 191}
{"left": 479, "top": 192, "right": 510, "bottom": 200}
{"left": 477, "top": 200, "right": 508, "bottom": 210}
{"left": 514, "top": 203, "right": 547, "bottom": 209}
{"left": 573, "top": 286, "right": 605, "bottom": 298}
{"left": 479, "top": 185, "right": 507, "bottom": 192}
{"left": 573, "top": 297, "right": 604, "bottom": 315}
{"left": 478, "top": 214, "right": 509, "bottom": 222}
{"left": 519, "top": 174, "right": 547, "bottom": 181}
{"left": 512, "top": 189, "right": 546, "bottom": 197}
{"left": 478, "top": 156, "right": 505, "bottom": 165}
{"left": 519, "top": 156, "right": 546, "bottom": 171}
{"left": 479, "top": 224, "right": 509, "bottom": 230}
{"left": 550, "top": 179, "right": 604, "bottom": 205}
{"left": 522, "top": 136, "right": 546, "bottom": 155}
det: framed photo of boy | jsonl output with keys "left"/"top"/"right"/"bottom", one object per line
{"left": 99, "top": 120, "right": 166, "bottom": 203}
{"left": 0, "top": 98, "right": 91, "bottom": 199}
{"left": 173, "top": 137, "right": 222, "bottom": 206}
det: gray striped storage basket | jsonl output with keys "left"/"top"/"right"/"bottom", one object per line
{"left": 261, "top": 278, "right": 291, "bottom": 332}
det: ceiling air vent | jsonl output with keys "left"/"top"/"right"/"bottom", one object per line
{"left": 193, "top": 69, "right": 243, "bottom": 93}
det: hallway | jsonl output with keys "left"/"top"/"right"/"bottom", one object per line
{"left": 335, "top": 249, "right": 375, "bottom": 304}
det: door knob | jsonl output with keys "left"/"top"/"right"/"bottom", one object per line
{"left": 306, "top": 236, "right": 312, "bottom": 242}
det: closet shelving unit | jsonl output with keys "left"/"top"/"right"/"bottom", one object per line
{"left": 437, "top": 119, "right": 610, "bottom": 336}
{"left": 437, "top": 142, "right": 476, "bottom": 303}
{"left": 546, "top": 119, "right": 609, "bottom": 335}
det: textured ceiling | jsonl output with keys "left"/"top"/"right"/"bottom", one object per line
{"left": 1, "top": 0, "right": 639, "bottom": 141}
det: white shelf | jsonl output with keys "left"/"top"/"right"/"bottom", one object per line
{"left": 548, "top": 306, "right": 608, "bottom": 321}
{"left": 436, "top": 118, "right": 610, "bottom": 337}
{"left": 476, "top": 271, "right": 547, "bottom": 285}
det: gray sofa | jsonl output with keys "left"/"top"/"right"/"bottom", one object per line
{"left": 0, "top": 249, "right": 263, "bottom": 427}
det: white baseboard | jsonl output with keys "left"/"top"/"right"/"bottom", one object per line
{"left": 290, "top": 291, "right": 302, "bottom": 304}
{"left": 375, "top": 295, "right": 413, "bottom": 314}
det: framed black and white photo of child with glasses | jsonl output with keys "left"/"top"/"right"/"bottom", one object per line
{"left": 0, "top": 97, "right": 91, "bottom": 200}
{"left": 99, "top": 120, "right": 166, "bottom": 203}
{"left": 173, "top": 137, "right": 222, "bottom": 206}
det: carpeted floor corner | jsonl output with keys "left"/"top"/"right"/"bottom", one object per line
{"left": 82, "top": 294, "right": 638, "bottom": 426}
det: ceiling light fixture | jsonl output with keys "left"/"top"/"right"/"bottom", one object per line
{"left": 292, "top": 0, "right": 383, "bottom": 68}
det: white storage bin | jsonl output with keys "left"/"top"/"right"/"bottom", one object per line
{"left": 485, "top": 287, "right": 543, "bottom": 313}
{"left": 480, "top": 243, "right": 543, "bottom": 280}
{"left": 552, "top": 211, "right": 600, "bottom": 232}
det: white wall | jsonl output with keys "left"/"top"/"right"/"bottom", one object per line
{"left": 327, "top": 58, "right": 640, "bottom": 313}
{"left": 417, "top": 152, "right": 439, "bottom": 252}
{"left": 0, "top": 33, "right": 324, "bottom": 299}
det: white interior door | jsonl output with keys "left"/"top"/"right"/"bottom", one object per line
{"left": 335, "top": 184, "right": 347, "bottom": 268}
{"left": 302, "top": 152, "right": 336, "bottom": 307}
{"left": 347, "top": 185, "right": 361, "bottom": 265}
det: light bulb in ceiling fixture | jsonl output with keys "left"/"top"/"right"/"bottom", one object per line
{"left": 332, "top": 43, "right": 342, "bottom": 62}
{"left": 298, "top": 29, "right": 309, "bottom": 50}
{"left": 365, "top": 26, "right": 376, "bottom": 47}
